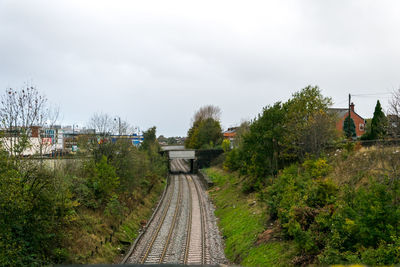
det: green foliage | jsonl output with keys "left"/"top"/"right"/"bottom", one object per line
{"left": 0, "top": 153, "right": 74, "bottom": 265}
{"left": 186, "top": 118, "right": 223, "bottom": 149}
{"left": 197, "top": 118, "right": 223, "bottom": 149}
{"left": 226, "top": 85, "right": 336, "bottom": 190}
{"left": 343, "top": 114, "right": 356, "bottom": 138}
{"left": 284, "top": 85, "right": 334, "bottom": 159}
{"left": 241, "top": 102, "right": 286, "bottom": 180}
{"left": 261, "top": 157, "right": 400, "bottom": 265}
{"left": 141, "top": 126, "right": 158, "bottom": 152}
{"left": 89, "top": 155, "right": 119, "bottom": 202}
{"left": 0, "top": 127, "right": 168, "bottom": 265}
{"left": 104, "top": 194, "right": 126, "bottom": 219}
{"left": 223, "top": 148, "right": 241, "bottom": 171}
{"left": 221, "top": 139, "right": 231, "bottom": 152}
{"left": 185, "top": 106, "right": 223, "bottom": 149}
{"left": 205, "top": 168, "right": 296, "bottom": 266}
{"left": 362, "top": 100, "right": 388, "bottom": 140}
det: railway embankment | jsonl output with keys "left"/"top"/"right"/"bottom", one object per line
{"left": 204, "top": 167, "right": 296, "bottom": 266}
{"left": 206, "top": 145, "right": 400, "bottom": 266}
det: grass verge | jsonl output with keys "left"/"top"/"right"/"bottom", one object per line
{"left": 204, "top": 167, "right": 296, "bottom": 266}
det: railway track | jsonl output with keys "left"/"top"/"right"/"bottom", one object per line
{"left": 122, "top": 159, "right": 211, "bottom": 265}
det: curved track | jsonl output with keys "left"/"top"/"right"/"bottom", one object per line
{"left": 123, "top": 159, "right": 217, "bottom": 265}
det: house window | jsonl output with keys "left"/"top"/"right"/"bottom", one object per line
{"left": 359, "top": 123, "right": 365, "bottom": 131}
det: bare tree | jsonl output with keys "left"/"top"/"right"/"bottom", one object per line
{"left": 192, "top": 105, "right": 221, "bottom": 124}
{"left": 112, "top": 117, "right": 138, "bottom": 135}
{"left": 88, "top": 113, "right": 115, "bottom": 137}
{"left": 88, "top": 113, "right": 138, "bottom": 140}
{"left": 388, "top": 88, "right": 400, "bottom": 138}
{"left": 0, "top": 85, "right": 57, "bottom": 157}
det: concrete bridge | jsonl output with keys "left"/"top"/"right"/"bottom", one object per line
{"left": 160, "top": 146, "right": 196, "bottom": 173}
{"left": 160, "top": 145, "right": 224, "bottom": 174}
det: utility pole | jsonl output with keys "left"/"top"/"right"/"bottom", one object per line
{"left": 114, "top": 117, "right": 121, "bottom": 136}
{"left": 72, "top": 124, "right": 78, "bottom": 149}
{"left": 347, "top": 93, "right": 352, "bottom": 140}
{"left": 119, "top": 117, "right": 121, "bottom": 136}
{"left": 348, "top": 93, "right": 351, "bottom": 119}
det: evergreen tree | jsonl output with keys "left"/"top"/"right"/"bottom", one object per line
{"left": 343, "top": 115, "right": 356, "bottom": 139}
{"left": 369, "top": 100, "right": 388, "bottom": 140}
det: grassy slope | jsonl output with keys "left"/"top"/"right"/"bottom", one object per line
{"left": 205, "top": 167, "right": 296, "bottom": 266}
{"left": 65, "top": 178, "right": 166, "bottom": 264}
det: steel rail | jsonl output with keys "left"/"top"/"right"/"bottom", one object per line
{"left": 192, "top": 174, "right": 207, "bottom": 265}
{"left": 140, "top": 175, "right": 176, "bottom": 263}
{"left": 183, "top": 174, "right": 192, "bottom": 264}
{"left": 120, "top": 173, "right": 171, "bottom": 264}
{"left": 159, "top": 175, "right": 183, "bottom": 263}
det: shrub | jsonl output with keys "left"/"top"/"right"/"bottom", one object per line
{"left": 223, "top": 148, "right": 241, "bottom": 171}
{"left": 264, "top": 158, "right": 400, "bottom": 265}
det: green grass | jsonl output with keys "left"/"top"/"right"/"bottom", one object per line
{"left": 205, "top": 167, "right": 295, "bottom": 266}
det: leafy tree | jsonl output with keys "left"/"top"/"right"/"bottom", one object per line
{"left": 221, "top": 139, "right": 231, "bottom": 152}
{"left": 141, "top": 126, "right": 159, "bottom": 152}
{"left": 240, "top": 102, "right": 287, "bottom": 179}
{"left": 185, "top": 105, "right": 223, "bottom": 149}
{"left": 343, "top": 116, "right": 356, "bottom": 139}
{"left": 225, "top": 85, "right": 337, "bottom": 191}
{"left": 197, "top": 118, "right": 223, "bottom": 149}
{"left": 185, "top": 121, "right": 201, "bottom": 149}
{"left": 284, "top": 85, "right": 334, "bottom": 160}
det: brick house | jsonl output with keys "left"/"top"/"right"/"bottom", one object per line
{"left": 223, "top": 127, "right": 237, "bottom": 142}
{"left": 329, "top": 103, "right": 366, "bottom": 137}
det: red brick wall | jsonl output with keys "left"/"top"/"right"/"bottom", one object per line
{"left": 336, "top": 111, "right": 366, "bottom": 137}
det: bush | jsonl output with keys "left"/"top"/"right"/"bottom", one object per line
{"left": 262, "top": 156, "right": 400, "bottom": 265}
{"left": 223, "top": 148, "right": 241, "bottom": 171}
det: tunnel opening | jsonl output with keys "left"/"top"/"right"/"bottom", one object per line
{"left": 169, "top": 158, "right": 196, "bottom": 174}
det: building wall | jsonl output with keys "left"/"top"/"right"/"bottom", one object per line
{"left": 336, "top": 111, "right": 366, "bottom": 137}
{"left": 1, "top": 137, "right": 54, "bottom": 155}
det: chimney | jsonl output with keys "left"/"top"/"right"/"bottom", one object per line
{"left": 350, "top": 102, "right": 355, "bottom": 112}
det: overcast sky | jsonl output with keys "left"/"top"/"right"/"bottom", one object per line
{"left": 1, "top": 1, "right": 399, "bottom": 136}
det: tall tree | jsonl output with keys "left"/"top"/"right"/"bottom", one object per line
{"left": 196, "top": 118, "right": 223, "bottom": 149}
{"left": 185, "top": 105, "right": 223, "bottom": 149}
{"left": 192, "top": 105, "right": 221, "bottom": 124}
{"left": 240, "top": 102, "right": 287, "bottom": 178}
{"left": 369, "top": 100, "right": 388, "bottom": 140}
{"left": 141, "top": 126, "right": 157, "bottom": 151}
{"left": 226, "top": 85, "right": 337, "bottom": 183}
{"left": 284, "top": 85, "right": 335, "bottom": 159}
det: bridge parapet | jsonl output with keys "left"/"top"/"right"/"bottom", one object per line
{"left": 168, "top": 150, "right": 195, "bottom": 160}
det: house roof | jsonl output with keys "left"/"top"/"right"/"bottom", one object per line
{"left": 328, "top": 107, "right": 365, "bottom": 121}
